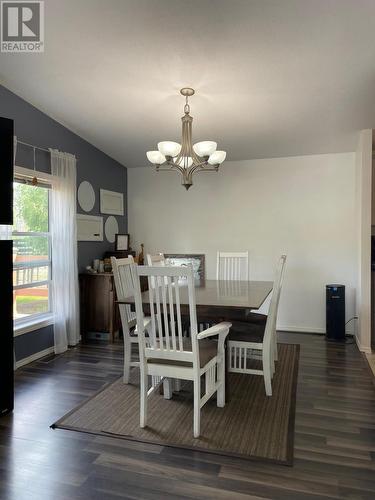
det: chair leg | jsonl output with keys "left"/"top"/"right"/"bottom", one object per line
{"left": 123, "top": 337, "right": 131, "bottom": 384}
{"left": 217, "top": 358, "right": 225, "bottom": 408}
{"left": 228, "top": 344, "right": 236, "bottom": 373}
{"left": 263, "top": 349, "right": 272, "bottom": 396}
{"left": 273, "top": 336, "right": 278, "bottom": 377}
{"left": 272, "top": 330, "right": 278, "bottom": 361}
{"left": 163, "top": 378, "right": 173, "bottom": 399}
{"left": 140, "top": 367, "right": 148, "bottom": 428}
{"left": 174, "top": 379, "right": 182, "bottom": 392}
{"left": 271, "top": 345, "right": 275, "bottom": 378}
{"left": 193, "top": 378, "right": 201, "bottom": 438}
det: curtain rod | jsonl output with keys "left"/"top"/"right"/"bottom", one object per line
{"left": 18, "top": 140, "right": 50, "bottom": 153}
{"left": 18, "top": 140, "right": 78, "bottom": 161}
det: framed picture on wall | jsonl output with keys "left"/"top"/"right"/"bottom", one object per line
{"left": 115, "top": 233, "right": 129, "bottom": 251}
{"left": 76, "top": 214, "right": 103, "bottom": 241}
{"left": 164, "top": 254, "right": 205, "bottom": 282}
{"left": 100, "top": 189, "right": 124, "bottom": 215}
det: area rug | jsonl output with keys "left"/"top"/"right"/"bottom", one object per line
{"left": 52, "top": 343, "right": 299, "bottom": 465}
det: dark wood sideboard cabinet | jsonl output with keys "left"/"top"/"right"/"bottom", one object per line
{"left": 79, "top": 271, "right": 148, "bottom": 343}
{"left": 79, "top": 273, "right": 121, "bottom": 343}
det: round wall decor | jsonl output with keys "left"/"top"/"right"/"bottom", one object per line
{"left": 77, "top": 181, "right": 95, "bottom": 212}
{"left": 104, "top": 216, "right": 119, "bottom": 243}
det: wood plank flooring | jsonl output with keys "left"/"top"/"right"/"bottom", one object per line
{"left": 0, "top": 333, "right": 374, "bottom": 500}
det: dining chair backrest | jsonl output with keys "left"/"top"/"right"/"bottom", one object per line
{"left": 131, "top": 264, "right": 200, "bottom": 366}
{"left": 146, "top": 253, "right": 165, "bottom": 266}
{"left": 216, "top": 251, "right": 249, "bottom": 281}
{"left": 263, "top": 255, "right": 287, "bottom": 347}
{"left": 147, "top": 253, "right": 166, "bottom": 288}
{"left": 111, "top": 255, "right": 137, "bottom": 327}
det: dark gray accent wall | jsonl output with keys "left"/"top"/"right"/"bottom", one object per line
{"left": 14, "top": 326, "right": 54, "bottom": 361}
{"left": 0, "top": 85, "right": 128, "bottom": 271}
{"left": 0, "top": 84, "right": 128, "bottom": 362}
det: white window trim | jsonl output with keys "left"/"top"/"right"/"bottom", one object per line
{"left": 15, "top": 165, "right": 55, "bottom": 184}
{"left": 13, "top": 171, "right": 54, "bottom": 334}
{"left": 14, "top": 313, "right": 54, "bottom": 337}
{"left": 14, "top": 259, "right": 50, "bottom": 269}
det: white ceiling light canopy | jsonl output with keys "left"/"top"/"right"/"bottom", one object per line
{"left": 146, "top": 88, "right": 227, "bottom": 190}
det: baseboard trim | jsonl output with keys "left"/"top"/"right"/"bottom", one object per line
{"left": 277, "top": 325, "right": 326, "bottom": 334}
{"left": 15, "top": 346, "right": 55, "bottom": 369}
{"left": 365, "top": 353, "right": 375, "bottom": 377}
{"left": 355, "top": 334, "right": 372, "bottom": 354}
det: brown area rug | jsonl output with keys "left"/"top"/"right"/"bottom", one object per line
{"left": 52, "top": 343, "right": 299, "bottom": 465}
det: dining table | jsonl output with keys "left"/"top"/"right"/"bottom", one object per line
{"left": 121, "top": 278, "right": 273, "bottom": 322}
{"left": 119, "top": 278, "right": 273, "bottom": 399}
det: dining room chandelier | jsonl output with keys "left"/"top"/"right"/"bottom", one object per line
{"left": 146, "top": 88, "right": 227, "bottom": 190}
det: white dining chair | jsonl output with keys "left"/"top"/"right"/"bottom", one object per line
{"left": 216, "top": 251, "right": 249, "bottom": 281}
{"left": 147, "top": 252, "right": 210, "bottom": 336}
{"left": 227, "top": 255, "right": 287, "bottom": 396}
{"left": 130, "top": 263, "right": 231, "bottom": 438}
{"left": 111, "top": 256, "right": 153, "bottom": 384}
{"left": 146, "top": 251, "right": 183, "bottom": 392}
{"left": 216, "top": 250, "right": 267, "bottom": 324}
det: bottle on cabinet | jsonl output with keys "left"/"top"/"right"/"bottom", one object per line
{"left": 138, "top": 243, "right": 144, "bottom": 265}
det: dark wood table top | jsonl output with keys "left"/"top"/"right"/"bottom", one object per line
{"left": 120, "top": 279, "right": 273, "bottom": 311}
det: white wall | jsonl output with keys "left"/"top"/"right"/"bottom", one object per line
{"left": 128, "top": 152, "right": 357, "bottom": 333}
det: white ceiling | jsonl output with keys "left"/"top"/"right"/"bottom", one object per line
{"left": 1, "top": 0, "right": 375, "bottom": 167}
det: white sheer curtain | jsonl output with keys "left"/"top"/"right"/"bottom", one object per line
{"left": 50, "top": 149, "right": 80, "bottom": 353}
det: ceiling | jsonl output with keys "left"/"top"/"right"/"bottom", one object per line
{"left": 1, "top": 0, "right": 375, "bottom": 167}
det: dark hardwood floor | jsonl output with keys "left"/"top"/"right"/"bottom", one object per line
{"left": 1, "top": 333, "right": 375, "bottom": 500}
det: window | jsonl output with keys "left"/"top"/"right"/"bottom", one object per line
{"left": 13, "top": 181, "right": 52, "bottom": 324}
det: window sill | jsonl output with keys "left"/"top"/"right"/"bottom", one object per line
{"left": 14, "top": 314, "right": 54, "bottom": 337}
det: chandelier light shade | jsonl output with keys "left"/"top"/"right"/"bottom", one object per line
{"left": 146, "top": 151, "right": 166, "bottom": 164}
{"left": 157, "top": 141, "right": 182, "bottom": 158}
{"left": 146, "top": 88, "right": 227, "bottom": 190}
{"left": 208, "top": 150, "right": 227, "bottom": 165}
{"left": 192, "top": 141, "right": 217, "bottom": 157}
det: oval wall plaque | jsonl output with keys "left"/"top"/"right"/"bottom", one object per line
{"left": 77, "top": 181, "right": 95, "bottom": 212}
{"left": 104, "top": 215, "right": 119, "bottom": 243}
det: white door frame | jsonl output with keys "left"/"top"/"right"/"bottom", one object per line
{"left": 355, "top": 129, "right": 372, "bottom": 353}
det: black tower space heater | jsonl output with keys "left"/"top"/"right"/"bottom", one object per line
{"left": 326, "top": 284, "right": 345, "bottom": 341}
